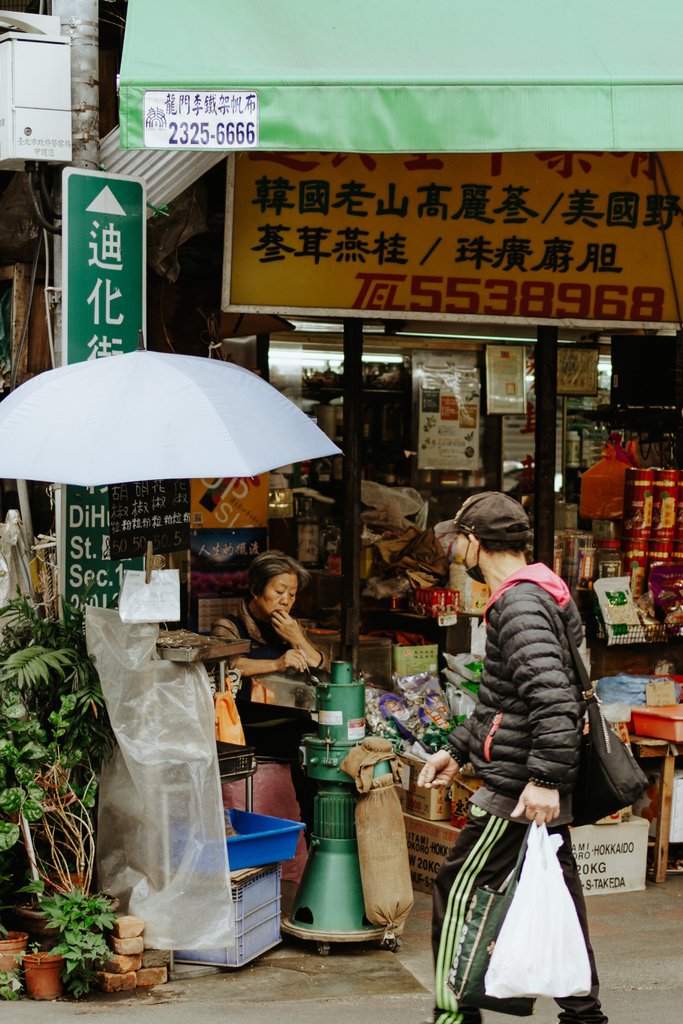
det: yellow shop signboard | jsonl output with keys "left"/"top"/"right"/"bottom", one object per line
{"left": 225, "top": 151, "right": 683, "bottom": 326}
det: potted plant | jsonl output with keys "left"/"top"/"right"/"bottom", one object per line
{"left": 39, "top": 889, "right": 116, "bottom": 999}
{"left": 0, "top": 588, "right": 119, "bottom": 996}
{"left": 0, "top": 868, "right": 27, "bottom": 972}
{"left": 0, "top": 926, "right": 28, "bottom": 974}
{"left": 21, "top": 942, "right": 64, "bottom": 1001}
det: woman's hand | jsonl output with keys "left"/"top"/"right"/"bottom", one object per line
{"left": 271, "top": 609, "right": 304, "bottom": 646}
{"left": 511, "top": 782, "right": 560, "bottom": 825}
{"left": 417, "top": 750, "right": 459, "bottom": 789}
{"left": 277, "top": 648, "right": 309, "bottom": 673}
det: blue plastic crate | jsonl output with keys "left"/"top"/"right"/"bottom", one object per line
{"left": 175, "top": 864, "right": 281, "bottom": 968}
{"left": 225, "top": 809, "right": 305, "bottom": 870}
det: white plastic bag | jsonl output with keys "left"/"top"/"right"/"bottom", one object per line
{"left": 485, "top": 823, "right": 591, "bottom": 999}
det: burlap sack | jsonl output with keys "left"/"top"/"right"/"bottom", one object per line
{"left": 341, "top": 738, "right": 414, "bottom": 933}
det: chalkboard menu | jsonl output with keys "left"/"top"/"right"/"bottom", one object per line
{"left": 107, "top": 480, "right": 191, "bottom": 561}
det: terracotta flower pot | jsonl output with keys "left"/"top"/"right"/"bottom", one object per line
{"left": 22, "top": 951, "right": 64, "bottom": 1001}
{"left": 10, "top": 904, "right": 59, "bottom": 952}
{"left": 0, "top": 931, "right": 28, "bottom": 972}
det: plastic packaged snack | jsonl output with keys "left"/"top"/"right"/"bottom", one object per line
{"left": 648, "top": 562, "right": 683, "bottom": 637}
{"left": 594, "top": 576, "right": 639, "bottom": 641}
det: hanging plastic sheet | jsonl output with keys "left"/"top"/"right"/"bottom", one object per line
{"left": 87, "top": 607, "right": 233, "bottom": 949}
{"left": 0, "top": 510, "right": 32, "bottom": 633}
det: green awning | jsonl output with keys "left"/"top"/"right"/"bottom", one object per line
{"left": 119, "top": 0, "right": 683, "bottom": 153}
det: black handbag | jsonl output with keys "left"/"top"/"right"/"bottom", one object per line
{"left": 447, "top": 826, "right": 535, "bottom": 1017}
{"left": 566, "top": 630, "right": 648, "bottom": 827}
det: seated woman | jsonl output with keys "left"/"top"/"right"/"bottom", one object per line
{"left": 215, "top": 550, "right": 328, "bottom": 680}
{"left": 214, "top": 551, "right": 328, "bottom": 878}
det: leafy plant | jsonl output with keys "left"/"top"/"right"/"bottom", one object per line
{"left": 0, "top": 595, "right": 115, "bottom": 892}
{"left": 0, "top": 967, "right": 22, "bottom": 1000}
{"left": 40, "top": 890, "right": 116, "bottom": 999}
{"left": 0, "top": 595, "right": 114, "bottom": 769}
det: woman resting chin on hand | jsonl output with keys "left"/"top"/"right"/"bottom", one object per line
{"left": 213, "top": 551, "right": 328, "bottom": 678}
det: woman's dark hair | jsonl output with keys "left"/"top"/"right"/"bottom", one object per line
{"left": 247, "top": 550, "right": 311, "bottom": 595}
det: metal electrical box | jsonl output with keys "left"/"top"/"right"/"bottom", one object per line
{"left": 0, "top": 31, "right": 72, "bottom": 169}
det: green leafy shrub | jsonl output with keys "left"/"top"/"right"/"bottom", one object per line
{"left": 40, "top": 889, "right": 116, "bottom": 999}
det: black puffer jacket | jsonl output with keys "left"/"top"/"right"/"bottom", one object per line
{"left": 447, "top": 580, "right": 585, "bottom": 797}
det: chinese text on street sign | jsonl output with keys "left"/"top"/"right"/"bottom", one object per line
{"left": 143, "top": 90, "right": 259, "bottom": 149}
{"left": 62, "top": 168, "right": 146, "bottom": 607}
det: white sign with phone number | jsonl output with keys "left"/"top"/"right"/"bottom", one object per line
{"left": 143, "top": 90, "right": 259, "bottom": 149}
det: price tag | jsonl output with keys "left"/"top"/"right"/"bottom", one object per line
{"left": 646, "top": 678, "right": 678, "bottom": 706}
{"left": 438, "top": 612, "right": 458, "bottom": 627}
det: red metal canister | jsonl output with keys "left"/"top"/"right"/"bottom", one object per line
{"left": 652, "top": 468, "right": 679, "bottom": 540}
{"left": 675, "top": 470, "right": 683, "bottom": 541}
{"left": 622, "top": 468, "right": 654, "bottom": 540}
{"left": 649, "top": 539, "right": 674, "bottom": 564}
{"left": 623, "top": 544, "right": 649, "bottom": 599}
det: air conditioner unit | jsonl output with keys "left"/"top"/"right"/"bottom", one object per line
{"left": 0, "top": 28, "right": 72, "bottom": 169}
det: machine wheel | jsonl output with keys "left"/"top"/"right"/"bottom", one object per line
{"left": 316, "top": 942, "right": 331, "bottom": 956}
{"left": 381, "top": 935, "right": 401, "bottom": 952}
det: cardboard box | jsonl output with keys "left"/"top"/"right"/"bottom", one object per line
{"left": 594, "top": 808, "right": 628, "bottom": 826}
{"left": 397, "top": 755, "right": 451, "bottom": 821}
{"left": 403, "top": 812, "right": 460, "bottom": 893}
{"left": 570, "top": 816, "right": 649, "bottom": 895}
{"left": 392, "top": 644, "right": 439, "bottom": 677}
{"left": 450, "top": 776, "right": 485, "bottom": 828}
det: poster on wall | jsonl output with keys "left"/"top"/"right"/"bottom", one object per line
{"left": 502, "top": 351, "right": 562, "bottom": 492}
{"left": 485, "top": 345, "right": 526, "bottom": 414}
{"left": 190, "top": 476, "right": 269, "bottom": 529}
{"left": 189, "top": 527, "right": 267, "bottom": 633}
{"left": 418, "top": 365, "right": 481, "bottom": 470}
{"left": 557, "top": 347, "right": 599, "bottom": 396}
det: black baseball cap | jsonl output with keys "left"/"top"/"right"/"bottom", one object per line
{"left": 435, "top": 491, "right": 531, "bottom": 548}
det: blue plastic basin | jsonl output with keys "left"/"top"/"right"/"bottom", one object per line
{"left": 226, "top": 809, "right": 305, "bottom": 870}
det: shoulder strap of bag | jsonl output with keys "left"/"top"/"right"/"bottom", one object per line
{"left": 525, "top": 581, "right": 593, "bottom": 698}
{"left": 564, "top": 625, "right": 594, "bottom": 699}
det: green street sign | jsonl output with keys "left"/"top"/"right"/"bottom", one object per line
{"left": 61, "top": 168, "right": 146, "bottom": 607}
{"left": 63, "top": 168, "right": 145, "bottom": 361}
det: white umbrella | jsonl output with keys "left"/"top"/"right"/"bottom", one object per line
{"left": 0, "top": 350, "right": 341, "bottom": 485}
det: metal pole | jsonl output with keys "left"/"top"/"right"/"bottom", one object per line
{"left": 49, "top": 2, "right": 99, "bottom": 605}
{"left": 52, "top": 0, "right": 100, "bottom": 367}
{"left": 676, "top": 331, "right": 683, "bottom": 468}
{"left": 533, "top": 325, "right": 558, "bottom": 567}
{"left": 256, "top": 333, "right": 270, "bottom": 382}
{"left": 340, "top": 319, "right": 363, "bottom": 669}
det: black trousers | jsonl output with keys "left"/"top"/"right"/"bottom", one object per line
{"left": 432, "top": 807, "right": 608, "bottom": 1024}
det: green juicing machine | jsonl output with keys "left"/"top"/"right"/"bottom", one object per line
{"left": 281, "top": 661, "right": 393, "bottom": 954}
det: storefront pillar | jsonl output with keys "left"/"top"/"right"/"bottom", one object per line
{"left": 534, "top": 325, "right": 558, "bottom": 567}
{"left": 340, "top": 319, "right": 363, "bottom": 668}
{"left": 676, "top": 330, "right": 683, "bottom": 468}
{"left": 256, "top": 334, "right": 270, "bottom": 382}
